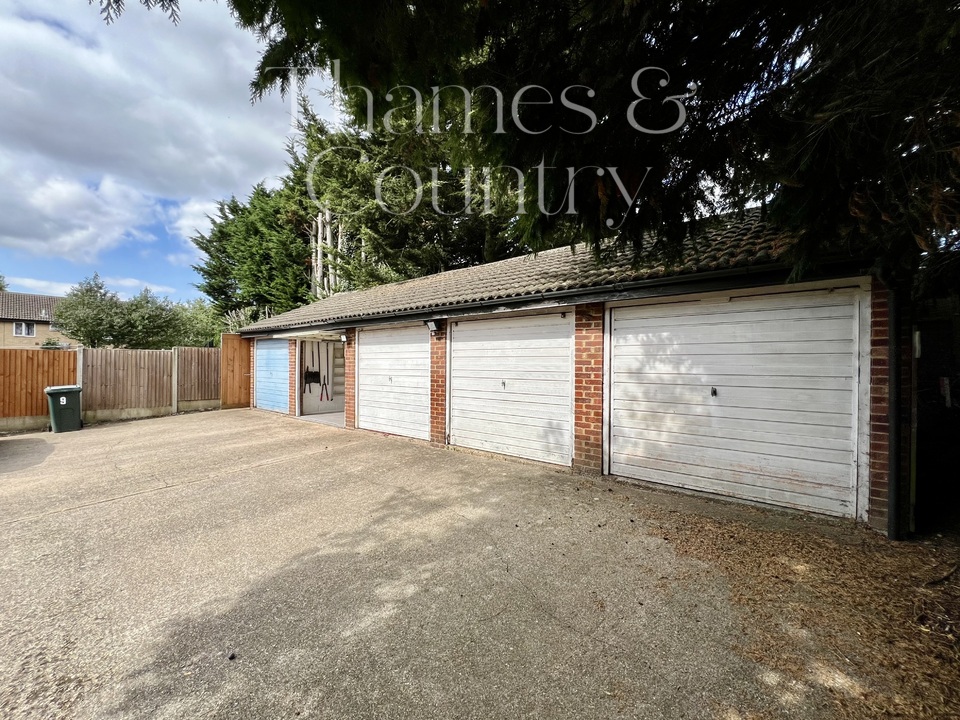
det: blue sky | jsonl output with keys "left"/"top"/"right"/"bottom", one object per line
{"left": 0, "top": 1, "right": 335, "bottom": 301}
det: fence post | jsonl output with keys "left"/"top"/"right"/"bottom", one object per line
{"left": 76, "top": 346, "right": 84, "bottom": 416}
{"left": 171, "top": 347, "right": 179, "bottom": 415}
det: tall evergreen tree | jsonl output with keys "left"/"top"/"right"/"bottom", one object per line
{"left": 192, "top": 200, "right": 242, "bottom": 315}
{"left": 193, "top": 185, "right": 313, "bottom": 316}
{"left": 192, "top": 106, "right": 533, "bottom": 311}
{"left": 104, "top": 0, "right": 960, "bottom": 286}
{"left": 289, "top": 106, "right": 524, "bottom": 292}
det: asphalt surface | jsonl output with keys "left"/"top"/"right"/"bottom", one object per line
{"left": 0, "top": 410, "right": 834, "bottom": 719}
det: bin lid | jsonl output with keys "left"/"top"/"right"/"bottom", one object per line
{"left": 44, "top": 385, "right": 82, "bottom": 393}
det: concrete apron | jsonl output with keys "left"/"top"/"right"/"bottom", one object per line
{"left": 0, "top": 409, "right": 832, "bottom": 720}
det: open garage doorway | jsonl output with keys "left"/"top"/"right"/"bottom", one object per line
{"left": 300, "top": 339, "right": 345, "bottom": 427}
{"left": 912, "top": 297, "right": 960, "bottom": 537}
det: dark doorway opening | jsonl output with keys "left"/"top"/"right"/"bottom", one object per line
{"left": 913, "top": 299, "right": 960, "bottom": 538}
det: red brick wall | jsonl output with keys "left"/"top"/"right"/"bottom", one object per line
{"left": 574, "top": 304, "right": 604, "bottom": 472}
{"left": 249, "top": 339, "right": 256, "bottom": 408}
{"left": 430, "top": 320, "right": 448, "bottom": 444}
{"left": 869, "top": 287, "right": 891, "bottom": 528}
{"left": 344, "top": 329, "right": 356, "bottom": 429}
{"left": 868, "top": 285, "right": 913, "bottom": 533}
{"left": 288, "top": 340, "right": 298, "bottom": 416}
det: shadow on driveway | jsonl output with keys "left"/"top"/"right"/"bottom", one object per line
{"left": 0, "top": 437, "right": 53, "bottom": 475}
{"left": 8, "top": 410, "right": 945, "bottom": 720}
{"left": 101, "top": 478, "right": 790, "bottom": 720}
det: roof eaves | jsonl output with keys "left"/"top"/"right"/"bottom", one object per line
{"left": 240, "top": 260, "right": 806, "bottom": 336}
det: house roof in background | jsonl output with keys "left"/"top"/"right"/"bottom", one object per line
{"left": 0, "top": 291, "right": 61, "bottom": 323}
{"left": 241, "top": 210, "right": 826, "bottom": 334}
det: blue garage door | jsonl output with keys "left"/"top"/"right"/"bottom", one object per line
{"left": 255, "top": 339, "right": 289, "bottom": 413}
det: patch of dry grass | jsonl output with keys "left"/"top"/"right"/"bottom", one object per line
{"left": 638, "top": 504, "right": 959, "bottom": 719}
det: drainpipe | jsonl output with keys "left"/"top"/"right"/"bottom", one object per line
{"left": 887, "top": 282, "right": 902, "bottom": 540}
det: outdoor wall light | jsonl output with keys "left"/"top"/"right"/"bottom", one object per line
{"left": 425, "top": 320, "right": 439, "bottom": 333}
{"left": 340, "top": 334, "right": 348, "bottom": 343}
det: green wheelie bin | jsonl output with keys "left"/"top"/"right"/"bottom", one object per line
{"left": 45, "top": 385, "right": 83, "bottom": 433}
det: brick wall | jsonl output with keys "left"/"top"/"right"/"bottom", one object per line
{"left": 869, "top": 287, "right": 890, "bottom": 529}
{"left": 429, "top": 320, "right": 448, "bottom": 444}
{"left": 288, "top": 340, "right": 298, "bottom": 416}
{"left": 249, "top": 339, "right": 256, "bottom": 408}
{"left": 898, "top": 300, "right": 915, "bottom": 534}
{"left": 344, "top": 329, "right": 356, "bottom": 429}
{"left": 0, "top": 321, "right": 71, "bottom": 349}
{"left": 868, "top": 285, "right": 913, "bottom": 533}
{"left": 573, "top": 304, "right": 604, "bottom": 473}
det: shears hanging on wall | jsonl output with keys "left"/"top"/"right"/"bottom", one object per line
{"left": 303, "top": 343, "right": 322, "bottom": 392}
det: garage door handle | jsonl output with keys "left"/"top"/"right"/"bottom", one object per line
{"left": 502, "top": 380, "right": 506, "bottom": 389}
{"left": 711, "top": 387, "right": 718, "bottom": 397}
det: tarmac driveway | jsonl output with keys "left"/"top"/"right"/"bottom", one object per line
{"left": 1, "top": 410, "right": 957, "bottom": 719}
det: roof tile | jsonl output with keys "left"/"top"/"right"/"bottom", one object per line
{"left": 0, "top": 292, "right": 62, "bottom": 322}
{"left": 242, "top": 211, "right": 805, "bottom": 333}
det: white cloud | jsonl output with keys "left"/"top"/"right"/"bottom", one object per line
{"left": 6, "top": 276, "right": 74, "bottom": 296}
{"left": 164, "top": 197, "right": 218, "bottom": 266}
{"left": 102, "top": 276, "right": 176, "bottom": 295}
{"left": 4, "top": 275, "right": 177, "bottom": 299}
{"left": 170, "top": 199, "right": 218, "bottom": 241}
{"left": 0, "top": 1, "right": 326, "bottom": 263}
{"left": 165, "top": 251, "right": 198, "bottom": 267}
{"left": 0, "top": 164, "right": 160, "bottom": 262}
{"left": 0, "top": 4, "right": 295, "bottom": 198}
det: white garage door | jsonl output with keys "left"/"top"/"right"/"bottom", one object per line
{"left": 254, "top": 339, "right": 289, "bottom": 413}
{"left": 450, "top": 313, "right": 573, "bottom": 465}
{"left": 356, "top": 325, "right": 431, "bottom": 440}
{"left": 610, "top": 291, "right": 860, "bottom": 516}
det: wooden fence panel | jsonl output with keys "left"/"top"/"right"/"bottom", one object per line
{"left": 178, "top": 347, "right": 220, "bottom": 402}
{"left": 0, "top": 349, "right": 77, "bottom": 418}
{"left": 3, "top": 346, "right": 228, "bottom": 424}
{"left": 220, "top": 334, "right": 251, "bottom": 409}
{"left": 82, "top": 348, "right": 172, "bottom": 411}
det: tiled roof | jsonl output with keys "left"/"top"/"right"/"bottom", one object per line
{"left": 242, "top": 211, "right": 805, "bottom": 333}
{"left": 0, "top": 292, "right": 62, "bottom": 322}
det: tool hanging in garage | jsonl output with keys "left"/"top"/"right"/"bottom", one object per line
{"left": 302, "top": 342, "right": 333, "bottom": 401}
{"left": 303, "top": 342, "right": 322, "bottom": 392}
{"left": 320, "top": 342, "right": 333, "bottom": 401}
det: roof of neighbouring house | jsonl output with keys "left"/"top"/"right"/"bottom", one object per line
{"left": 241, "top": 210, "right": 835, "bottom": 334}
{"left": 0, "top": 291, "right": 62, "bottom": 323}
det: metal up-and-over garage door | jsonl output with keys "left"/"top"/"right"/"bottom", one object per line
{"left": 254, "top": 339, "right": 289, "bottom": 413}
{"left": 356, "top": 325, "right": 431, "bottom": 440}
{"left": 609, "top": 290, "right": 861, "bottom": 517}
{"left": 449, "top": 313, "right": 574, "bottom": 465}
